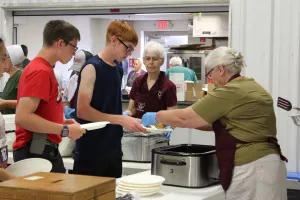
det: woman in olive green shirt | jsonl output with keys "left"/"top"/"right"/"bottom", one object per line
{"left": 0, "top": 45, "right": 24, "bottom": 114}
{"left": 141, "top": 47, "right": 287, "bottom": 200}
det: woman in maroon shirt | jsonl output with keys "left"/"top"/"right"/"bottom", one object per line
{"left": 123, "top": 41, "right": 177, "bottom": 119}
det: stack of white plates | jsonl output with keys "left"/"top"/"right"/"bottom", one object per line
{"left": 117, "top": 174, "right": 165, "bottom": 197}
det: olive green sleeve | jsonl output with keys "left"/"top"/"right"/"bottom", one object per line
{"left": 191, "top": 88, "right": 234, "bottom": 124}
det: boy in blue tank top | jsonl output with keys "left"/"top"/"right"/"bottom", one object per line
{"left": 74, "top": 20, "right": 146, "bottom": 178}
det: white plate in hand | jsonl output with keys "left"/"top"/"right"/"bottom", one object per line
{"left": 145, "top": 125, "right": 173, "bottom": 133}
{"left": 80, "top": 121, "right": 110, "bottom": 131}
{"left": 6, "top": 158, "right": 52, "bottom": 177}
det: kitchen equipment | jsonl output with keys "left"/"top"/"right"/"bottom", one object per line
{"left": 5, "top": 158, "right": 52, "bottom": 177}
{"left": 0, "top": 172, "right": 115, "bottom": 200}
{"left": 116, "top": 193, "right": 135, "bottom": 200}
{"left": 151, "top": 144, "right": 219, "bottom": 188}
{"left": 80, "top": 121, "right": 110, "bottom": 130}
{"left": 122, "top": 132, "right": 169, "bottom": 163}
{"left": 277, "top": 97, "right": 300, "bottom": 111}
{"left": 290, "top": 114, "right": 300, "bottom": 126}
{"left": 167, "top": 48, "right": 212, "bottom": 85}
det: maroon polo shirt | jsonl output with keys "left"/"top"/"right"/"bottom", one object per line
{"left": 129, "top": 71, "right": 177, "bottom": 119}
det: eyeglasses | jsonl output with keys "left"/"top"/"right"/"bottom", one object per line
{"left": 143, "top": 57, "right": 162, "bottom": 62}
{"left": 65, "top": 41, "right": 78, "bottom": 51}
{"left": 206, "top": 68, "right": 214, "bottom": 80}
{"left": 117, "top": 38, "right": 134, "bottom": 52}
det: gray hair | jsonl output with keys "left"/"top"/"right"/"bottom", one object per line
{"left": 134, "top": 58, "right": 142, "bottom": 64}
{"left": 169, "top": 56, "right": 182, "bottom": 66}
{"left": 143, "top": 41, "right": 165, "bottom": 60}
{"left": 205, "top": 46, "right": 246, "bottom": 75}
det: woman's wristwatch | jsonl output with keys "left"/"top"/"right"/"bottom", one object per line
{"left": 61, "top": 124, "right": 69, "bottom": 137}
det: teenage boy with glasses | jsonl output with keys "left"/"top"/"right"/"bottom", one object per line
{"left": 13, "top": 20, "right": 86, "bottom": 173}
{"left": 74, "top": 20, "right": 146, "bottom": 178}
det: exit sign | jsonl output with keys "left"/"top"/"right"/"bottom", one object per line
{"left": 156, "top": 21, "right": 170, "bottom": 30}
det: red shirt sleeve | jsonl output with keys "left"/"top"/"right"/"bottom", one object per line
{"left": 129, "top": 78, "right": 139, "bottom": 100}
{"left": 164, "top": 83, "right": 177, "bottom": 107}
{"left": 20, "top": 70, "right": 51, "bottom": 103}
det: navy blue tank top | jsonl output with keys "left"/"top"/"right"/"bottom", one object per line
{"left": 74, "top": 55, "right": 123, "bottom": 161}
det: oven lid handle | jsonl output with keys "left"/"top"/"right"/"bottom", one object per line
{"left": 160, "top": 159, "right": 186, "bottom": 166}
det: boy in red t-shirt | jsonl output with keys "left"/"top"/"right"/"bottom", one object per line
{"left": 13, "top": 20, "right": 86, "bottom": 173}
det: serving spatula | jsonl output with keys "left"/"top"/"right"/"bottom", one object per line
{"left": 277, "top": 97, "right": 300, "bottom": 111}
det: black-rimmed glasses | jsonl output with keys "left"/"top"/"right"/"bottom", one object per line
{"left": 65, "top": 41, "right": 78, "bottom": 51}
{"left": 206, "top": 68, "right": 214, "bottom": 79}
{"left": 117, "top": 38, "right": 134, "bottom": 52}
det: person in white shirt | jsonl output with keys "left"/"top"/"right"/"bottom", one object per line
{"left": 62, "top": 50, "right": 93, "bottom": 118}
{"left": 54, "top": 69, "right": 64, "bottom": 89}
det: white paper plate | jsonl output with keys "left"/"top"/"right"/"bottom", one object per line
{"left": 116, "top": 187, "right": 159, "bottom": 197}
{"left": 119, "top": 181, "right": 162, "bottom": 188}
{"left": 80, "top": 121, "right": 110, "bottom": 131}
{"left": 119, "top": 181, "right": 161, "bottom": 189}
{"left": 118, "top": 185, "right": 160, "bottom": 192}
{"left": 6, "top": 158, "right": 52, "bottom": 177}
{"left": 120, "top": 174, "right": 165, "bottom": 185}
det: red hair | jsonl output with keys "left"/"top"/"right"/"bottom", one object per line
{"left": 106, "top": 20, "right": 138, "bottom": 45}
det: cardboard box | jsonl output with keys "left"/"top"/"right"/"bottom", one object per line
{"left": 185, "top": 82, "right": 207, "bottom": 102}
{"left": 174, "top": 82, "right": 186, "bottom": 101}
{"left": 170, "top": 73, "right": 186, "bottom": 101}
{"left": 0, "top": 172, "right": 115, "bottom": 200}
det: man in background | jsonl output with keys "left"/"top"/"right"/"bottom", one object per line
{"left": 166, "top": 56, "right": 198, "bottom": 83}
{"left": 20, "top": 44, "right": 30, "bottom": 69}
{"left": 63, "top": 49, "right": 93, "bottom": 119}
{"left": 126, "top": 58, "right": 146, "bottom": 87}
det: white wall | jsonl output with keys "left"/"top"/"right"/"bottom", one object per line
{"left": 90, "top": 18, "right": 114, "bottom": 54}
{"left": 230, "top": 0, "right": 300, "bottom": 172}
{"left": 14, "top": 15, "right": 93, "bottom": 82}
{"left": 132, "top": 20, "right": 189, "bottom": 59}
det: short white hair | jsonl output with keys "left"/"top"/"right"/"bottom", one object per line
{"left": 205, "top": 46, "right": 246, "bottom": 75}
{"left": 143, "top": 41, "right": 165, "bottom": 60}
{"left": 169, "top": 57, "right": 182, "bottom": 66}
{"left": 134, "top": 58, "right": 142, "bottom": 64}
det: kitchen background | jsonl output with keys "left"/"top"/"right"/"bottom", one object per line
{"left": 0, "top": 0, "right": 300, "bottom": 174}
{"left": 10, "top": 12, "right": 228, "bottom": 86}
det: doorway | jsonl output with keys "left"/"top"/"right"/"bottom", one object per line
{"left": 144, "top": 31, "right": 188, "bottom": 71}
